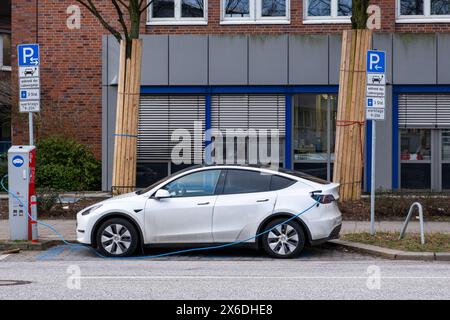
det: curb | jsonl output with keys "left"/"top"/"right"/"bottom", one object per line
{"left": 0, "top": 240, "right": 73, "bottom": 252}
{"left": 328, "top": 239, "right": 450, "bottom": 261}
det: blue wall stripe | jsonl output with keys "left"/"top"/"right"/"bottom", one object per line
{"left": 140, "top": 85, "right": 339, "bottom": 95}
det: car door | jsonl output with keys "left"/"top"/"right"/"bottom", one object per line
{"left": 212, "top": 169, "right": 277, "bottom": 243}
{"left": 145, "top": 169, "right": 222, "bottom": 243}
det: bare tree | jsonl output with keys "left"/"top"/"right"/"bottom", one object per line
{"left": 351, "top": 0, "right": 369, "bottom": 29}
{"left": 75, "top": 0, "right": 152, "bottom": 56}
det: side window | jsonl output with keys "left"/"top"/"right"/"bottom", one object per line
{"left": 222, "top": 169, "right": 271, "bottom": 195}
{"left": 163, "top": 170, "right": 221, "bottom": 198}
{"left": 270, "top": 175, "right": 296, "bottom": 191}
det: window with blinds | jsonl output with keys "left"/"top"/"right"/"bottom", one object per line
{"left": 211, "top": 94, "right": 285, "bottom": 133}
{"left": 137, "top": 95, "right": 205, "bottom": 161}
{"left": 210, "top": 94, "right": 286, "bottom": 164}
{"left": 398, "top": 94, "right": 450, "bottom": 128}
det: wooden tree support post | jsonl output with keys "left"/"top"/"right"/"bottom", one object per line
{"left": 333, "top": 29, "right": 372, "bottom": 201}
{"left": 112, "top": 39, "right": 143, "bottom": 195}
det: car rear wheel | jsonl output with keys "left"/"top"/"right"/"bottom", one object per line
{"left": 262, "top": 218, "right": 305, "bottom": 259}
{"left": 96, "top": 218, "right": 138, "bottom": 257}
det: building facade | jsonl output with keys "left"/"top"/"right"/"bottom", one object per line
{"left": 10, "top": 0, "right": 450, "bottom": 192}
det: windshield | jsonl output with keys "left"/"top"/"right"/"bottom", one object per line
{"left": 135, "top": 165, "right": 203, "bottom": 195}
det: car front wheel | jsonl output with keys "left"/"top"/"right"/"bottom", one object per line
{"left": 262, "top": 218, "right": 305, "bottom": 259}
{"left": 96, "top": 218, "right": 139, "bottom": 257}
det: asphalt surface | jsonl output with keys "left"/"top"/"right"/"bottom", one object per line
{"left": 0, "top": 245, "right": 449, "bottom": 300}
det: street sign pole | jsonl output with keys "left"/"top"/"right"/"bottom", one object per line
{"left": 29, "top": 113, "right": 34, "bottom": 146}
{"left": 17, "top": 44, "right": 40, "bottom": 146}
{"left": 366, "top": 50, "right": 386, "bottom": 236}
{"left": 370, "top": 120, "right": 376, "bottom": 235}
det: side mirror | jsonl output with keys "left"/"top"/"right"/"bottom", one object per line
{"left": 154, "top": 189, "right": 170, "bottom": 199}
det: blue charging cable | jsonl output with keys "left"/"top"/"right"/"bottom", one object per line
{"left": 1, "top": 174, "right": 319, "bottom": 259}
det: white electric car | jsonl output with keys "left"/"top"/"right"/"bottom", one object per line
{"left": 76, "top": 165, "right": 342, "bottom": 258}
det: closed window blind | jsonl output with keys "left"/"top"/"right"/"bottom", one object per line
{"left": 211, "top": 94, "right": 285, "bottom": 134}
{"left": 138, "top": 95, "right": 205, "bottom": 161}
{"left": 398, "top": 94, "right": 450, "bottom": 128}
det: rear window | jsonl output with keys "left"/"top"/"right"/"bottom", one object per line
{"left": 223, "top": 169, "right": 271, "bottom": 194}
{"left": 270, "top": 175, "right": 296, "bottom": 191}
{"left": 278, "top": 168, "right": 329, "bottom": 185}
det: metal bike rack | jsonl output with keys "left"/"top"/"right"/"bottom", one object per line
{"left": 399, "top": 202, "right": 425, "bottom": 245}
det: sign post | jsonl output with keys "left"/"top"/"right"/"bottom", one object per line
{"left": 17, "top": 44, "right": 40, "bottom": 145}
{"left": 366, "top": 50, "right": 386, "bottom": 235}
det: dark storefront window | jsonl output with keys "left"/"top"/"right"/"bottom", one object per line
{"left": 442, "top": 130, "right": 450, "bottom": 189}
{"left": 136, "top": 163, "right": 169, "bottom": 188}
{"left": 400, "top": 129, "right": 431, "bottom": 189}
{"left": 293, "top": 94, "right": 337, "bottom": 181}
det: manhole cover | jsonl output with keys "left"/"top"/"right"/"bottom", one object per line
{"left": 0, "top": 280, "right": 32, "bottom": 286}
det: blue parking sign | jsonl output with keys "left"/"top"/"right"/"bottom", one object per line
{"left": 366, "top": 50, "right": 385, "bottom": 73}
{"left": 17, "top": 44, "right": 40, "bottom": 67}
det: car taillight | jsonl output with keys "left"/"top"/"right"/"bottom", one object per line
{"left": 311, "top": 194, "right": 335, "bottom": 204}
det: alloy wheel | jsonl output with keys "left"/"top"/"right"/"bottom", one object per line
{"left": 267, "top": 224, "right": 299, "bottom": 255}
{"left": 101, "top": 223, "right": 132, "bottom": 255}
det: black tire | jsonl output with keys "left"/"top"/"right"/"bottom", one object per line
{"left": 261, "top": 218, "right": 305, "bottom": 259}
{"left": 96, "top": 218, "right": 139, "bottom": 257}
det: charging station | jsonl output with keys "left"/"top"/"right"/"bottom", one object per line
{"left": 8, "top": 146, "right": 38, "bottom": 241}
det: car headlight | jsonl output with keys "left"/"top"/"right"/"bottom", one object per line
{"left": 81, "top": 204, "right": 103, "bottom": 216}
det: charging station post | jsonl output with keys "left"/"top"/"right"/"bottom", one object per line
{"left": 7, "top": 146, "right": 37, "bottom": 241}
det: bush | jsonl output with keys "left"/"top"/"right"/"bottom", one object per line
{"left": 36, "top": 136, "right": 101, "bottom": 191}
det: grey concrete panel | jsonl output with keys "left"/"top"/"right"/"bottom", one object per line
{"left": 169, "top": 35, "right": 208, "bottom": 85}
{"left": 438, "top": 33, "right": 450, "bottom": 84}
{"left": 101, "top": 85, "right": 108, "bottom": 191}
{"left": 249, "top": 35, "right": 288, "bottom": 85}
{"left": 393, "top": 33, "right": 436, "bottom": 85}
{"left": 141, "top": 35, "right": 169, "bottom": 85}
{"left": 209, "top": 35, "right": 248, "bottom": 85}
{"left": 373, "top": 33, "right": 393, "bottom": 84}
{"left": 107, "top": 35, "right": 120, "bottom": 85}
{"left": 328, "top": 34, "right": 342, "bottom": 85}
{"left": 289, "top": 35, "right": 328, "bottom": 85}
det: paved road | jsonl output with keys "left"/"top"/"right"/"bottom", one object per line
{"left": 0, "top": 245, "right": 449, "bottom": 300}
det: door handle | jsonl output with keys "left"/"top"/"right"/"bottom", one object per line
{"left": 197, "top": 202, "right": 210, "bottom": 205}
{"left": 256, "top": 199, "right": 269, "bottom": 202}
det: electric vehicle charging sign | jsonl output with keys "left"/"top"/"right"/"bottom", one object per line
{"left": 366, "top": 50, "right": 386, "bottom": 121}
{"left": 17, "top": 44, "right": 40, "bottom": 113}
{"left": 12, "top": 155, "right": 24, "bottom": 168}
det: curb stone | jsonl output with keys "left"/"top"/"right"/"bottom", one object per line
{"left": 0, "top": 240, "right": 72, "bottom": 252}
{"left": 328, "top": 239, "right": 449, "bottom": 261}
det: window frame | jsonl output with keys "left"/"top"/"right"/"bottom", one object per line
{"left": 147, "top": 0, "right": 208, "bottom": 25}
{"left": 396, "top": 0, "right": 450, "bottom": 23}
{"left": 220, "top": 0, "right": 290, "bottom": 25}
{"left": 0, "top": 32, "right": 11, "bottom": 71}
{"left": 303, "top": 0, "right": 352, "bottom": 24}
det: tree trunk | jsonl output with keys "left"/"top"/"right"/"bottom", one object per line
{"left": 112, "top": 39, "right": 142, "bottom": 194}
{"left": 333, "top": 29, "right": 372, "bottom": 201}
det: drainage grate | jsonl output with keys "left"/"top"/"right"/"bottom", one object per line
{"left": 0, "top": 280, "right": 32, "bottom": 286}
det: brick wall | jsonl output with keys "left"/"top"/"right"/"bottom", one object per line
{"left": 11, "top": 0, "right": 450, "bottom": 161}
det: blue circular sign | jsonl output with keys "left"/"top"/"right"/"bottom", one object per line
{"left": 12, "top": 155, "right": 24, "bottom": 168}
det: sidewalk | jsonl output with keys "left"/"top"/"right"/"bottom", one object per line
{"left": 0, "top": 220, "right": 449, "bottom": 242}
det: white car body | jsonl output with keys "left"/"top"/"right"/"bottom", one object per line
{"left": 77, "top": 165, "right": 342, "bottom": 257}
